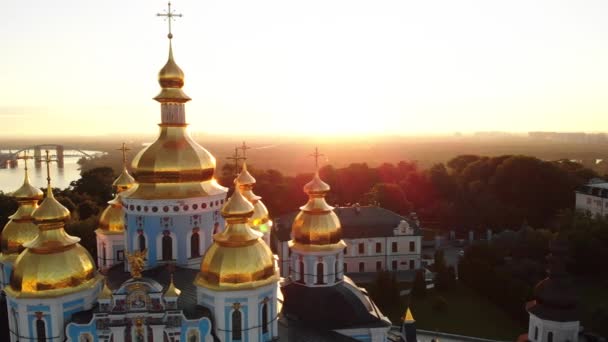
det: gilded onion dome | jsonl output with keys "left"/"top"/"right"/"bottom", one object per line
{"left": 290, "top": 171, "right": 346, "bottom": 252}
{"left": 164, "top": 274, "right": 181, "bottom": 298}
{"left": 195, "top": 190, "right": 278, "bottom": 290}
{"left": 7, "top": 182, "right": 101, "bottom": 298}
{"left": 98, "top": 146, "right": 135, "bottom": 234}
{"left": 1, "top": 167, "right": 43, "bottom": 256}
{"left": 113, "top": 167, "right": 135, "bottom": 193}
{"left": 97, "top": 195, "right": 125, "bottom": 234}
{"left": 126, "top": 41, "right": 224, "bottom": 200}
{"left": 235, "top": 162, "right": 270, "bottom": 228}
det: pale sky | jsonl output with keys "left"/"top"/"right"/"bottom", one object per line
{"left": 2, "top": 0, "right": 608, "bottom": 137}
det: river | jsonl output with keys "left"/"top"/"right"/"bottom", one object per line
{"left": 0, "top": 150, "right": 104, "bottom": 193}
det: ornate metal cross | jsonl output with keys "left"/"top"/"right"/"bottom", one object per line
{"left": 227, "top": 147, "right": 245, "bottom": 176}
{"left": 239, "top": 141, "right": 251, "bottom": 160}
{"left": 157, "top": 1, "right": 183, "bottom": 39}
{"left": 117, "top": 143, "right": 131, "bottom": 167}
{"left": 309, "top": 147, "right": 324, "bottom": 170}
{"left": 16, "top": 150, "right": 34, "bottom": 172}
{"left": 42, "top": 150, "right": 58, "bottom": 188}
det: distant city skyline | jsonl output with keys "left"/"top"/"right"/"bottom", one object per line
{"left": 2, "top": 0, "right": 608, "bottom": 137}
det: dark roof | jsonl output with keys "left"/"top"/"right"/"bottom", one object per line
{"left": 280, "top": 276, "right": 391, "bottom": 331}
{"left": 278, "top": 317, "right": 359, "bottom": 342}
{"left": 105, "top": 263, "right": 203, "bottom": 319}
{"left": 71, "top": 308, "right": 95, "bottom": 324}
{"left": 275, "top": 205, "right": 421, "bottom": 242}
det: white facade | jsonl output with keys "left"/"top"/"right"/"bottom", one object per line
{"left": 95, "top": 232, "right": 125, "bottom": 270}
{"left": 574, "top": 181, "right": 608, "bottom": 217}
{"left": 343, "top": 235, "right": 421, "bottom": 273}
{"left": 5, "top": 281, "right": 102, "bottom": 342}
{"left": 527, "top": 313, "right": 579, "bottom": 342}
{"left": 277, "top": 216, "right": 422, "bottom": 277}
{"left": 197, "top": 282, "right": 279, "bottom": 342}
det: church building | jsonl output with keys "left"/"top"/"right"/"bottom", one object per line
{"left": 0, "top": 3, "right": 392, "bottom": 341}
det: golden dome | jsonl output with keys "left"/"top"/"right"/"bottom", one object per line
{"left": 235, "top": 163, "right": 270, "bottom": 228}
{"left": 291, "top": 172, "right": 345, "bottom": 252}
{"left": 1, "top": 169, "right": 43, "bottom": 255}
{"left": 164, "top": 274, "right": 181, "bottom": 298}
{"left": 130, "top": 126, "right": 216, "bottom": 183}
{"left": 98, "top": 279, "right": 113, "bottom": 300}
{"left": 7, "top": 220, "right": 101, "bottom": 298}
{"left": 113, "top": 167, "right": 135, "bottom": 192}
{"left": 1, "top": 203, "right": 39, "bottom": 255}
{"left": 195, "top": 191, "right": 278, "bottom": 290}
{"left": 11, "top": 170, "right": 43, "bottom": 200}
{"left": 97, "top": 195, "right": 125, "bottom": 234}
{"left": 32, "top": 187, "right": 70, "bottom": 223}
{"left": 154, "top": 43, "right": 191, "bottom": 103}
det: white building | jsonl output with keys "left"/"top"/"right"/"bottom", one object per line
{"left": 275, "top": 205, "right": 423, "bottom": 277}
{"left": 574, "top": 178, "right": 608, "bottom": 217}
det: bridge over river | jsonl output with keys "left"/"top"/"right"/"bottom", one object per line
{"left": 0, "top": 144, "right": 98, "bottom": 169}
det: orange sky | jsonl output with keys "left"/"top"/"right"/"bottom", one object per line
{"left": 2, "top": 0, "right": 608, "bottom": 137}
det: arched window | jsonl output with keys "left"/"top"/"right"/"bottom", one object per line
{"left": 534, "top": 326, "right": 538, "bottom": 340}
{"left": 102, "top": 243, "right": 107, "bottom": 266}
{"left": 262, "top": 302, "right": 268, "bottom": 333}
{"left": 162, "top": 232, "right": 173, "bottom": 261}
{"left": 232, "top": 308, "right": 242, "bottom": 341}
{"left": 191, "top": 230, "right": 200, "bottom": 258}
{"left": 548, "top": 332, "right": 553, "bottom": 342}
{"left": 316, "top": 263, "right": 324, "bottom": 285}
{"left": 299, "top": 261, "right": 305, "bottom": 283}
{"left": 335, "top": 260, "right": 339, "bottom": 281}
{"left": 36, "top": 317, "right": 46, "bottom": 342}
{"left": 213, "top": 222, "right": 220, "bottom": 234}
{"left": 138, "top": 232, "right": 146, "bottom": 252}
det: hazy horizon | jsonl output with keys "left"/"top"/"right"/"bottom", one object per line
{"left": 3, "top": 0, "right": 608, "bottom": 137}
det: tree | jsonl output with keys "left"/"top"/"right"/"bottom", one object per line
{"left": 411, "top": 269, "right": 427, "bottom": 298}
{"left": 77, "top": 199, "right": 101, "bottom": 221}
{"left": 434, "top": 250, "right": 454, "bottom": 292}
{"left": 70, "top": 167, "right": 115, "bottom": 205}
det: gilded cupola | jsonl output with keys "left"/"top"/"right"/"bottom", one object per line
{"left": 290, "top": 151, "right": 345, "bottom": 252}
{"left": 126, "top": 32, "right": 224, "bottom": 200}
{"left": 98, "top": 144, "right": 135, "bottom": 234}
{"left": 1, "top": 156, "right": 43, "bottom": 256}
{"left": 7, "top": 152, "right": 102, "bottom": 298}
{"left": 194, "top": 190, "right": 278, "bottom": 290}
{"left": 235, "top": 162, "right": 271, "bottom": 231}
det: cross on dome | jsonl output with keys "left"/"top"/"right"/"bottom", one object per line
{"left": 157, "top": 1, "right": 183, "bottom": 40}
{"left": 42, "top": 150, "right": 58, "bottom": 189}
{"left": 117, "top": 142, "right": 131, "bottom": 167}
{"left": 309, "top": 147, "right": 324, "bottom": 170}
{"left": 16, "top": 150, "right": 34, "bottom": 172}
{"left": 227, "top": 147, "right": 245, "bottom": 176}
{"left": 239, "top": 141, "right": 251, "bottom": 160}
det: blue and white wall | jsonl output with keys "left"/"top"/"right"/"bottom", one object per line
{"left": 123, "top": 194, "right": 226, "bottom": 270}
{"left": 197, "top": 282, "right": 278, "bottom": 342}
{"left": 6, "top": 281, "right": 102, "bottom": 342}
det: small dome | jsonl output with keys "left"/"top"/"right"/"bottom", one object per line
{"left": 235, "top": 162, "right": 256, "bottom": 186}
{"left": 32, "top": 189, "right": 70, "bottom": 223}
{"left": 2, "top": 170, "right": 41, "bottom": 255}
{"left": 195, "top": 191, "right": 277, "bottom": 290}
{"left": 235, "top": 163, "right": 270, "bottom": 228}
{"left": 1, "top": 202, "right": 39, "bottom": 255}
{"left": 154, "top": 44, "right": 191, "bottom": 103}
{"left": 164, "top": 275, "right": 181, "bottom": 298}
{"left": 98, "top": 196, "right": 125, "bottom": 234}
{"left": 11, "top": 173, "right": 43, "bottom": 200}
{"left": 303, "top": 172, "right": 330, "bottom": 195}
{"left": 291, "top": 172, "right": 343, "bottom": 250}
{"left": 112, "top": 168, "right": 135, "bottom": 192}
{"left": 9, "top": 227, "right": 100, "bottom": 298}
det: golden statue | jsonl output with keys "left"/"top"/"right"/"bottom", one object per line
{"left": 126, "top": 249, "right": 147, "bottom": 278}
